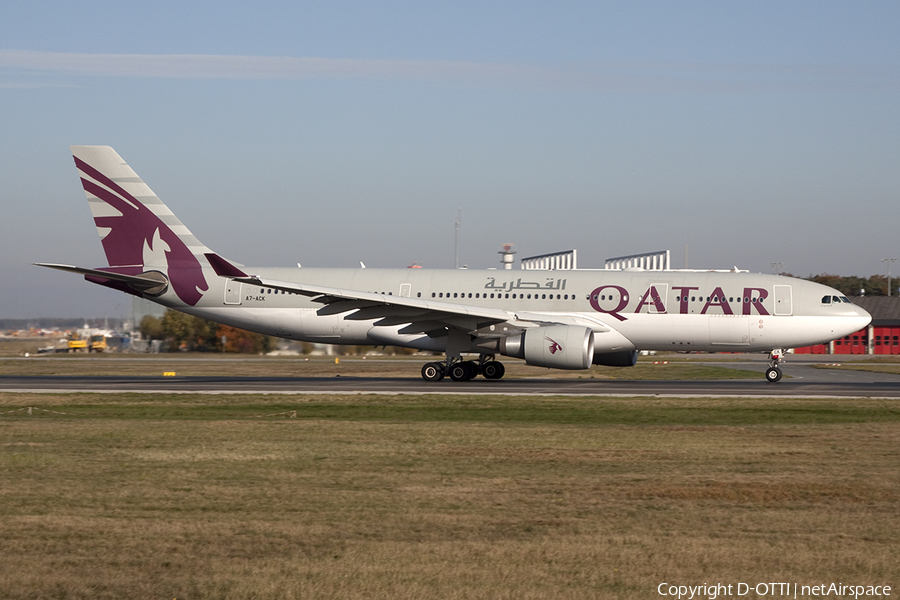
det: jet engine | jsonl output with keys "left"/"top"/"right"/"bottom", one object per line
{"left": 498, "top": 325, "right": 594, "bottom": 370}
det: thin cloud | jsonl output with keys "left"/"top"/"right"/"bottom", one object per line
{"left": 0, "top": 80, "right": 75, "bottom": 89}
{"left": 1, "top": 50, "right": 897, "bottom": 92}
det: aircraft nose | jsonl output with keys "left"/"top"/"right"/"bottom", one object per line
{"left": 843, "top": 305, "right": 872, "bottom": 336}
{"left": 854, "top": 306, "right": 873, "bottom": 329}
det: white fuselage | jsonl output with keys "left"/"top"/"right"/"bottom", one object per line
{"left": 157, "top": 266, "right": 871, "bottom": 356}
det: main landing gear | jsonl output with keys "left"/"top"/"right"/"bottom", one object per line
{"left": 421, "top": 355, "right": 506, "bottom": 382}
{"left": 765, "top": 349, "right": 785, "bottom": 383}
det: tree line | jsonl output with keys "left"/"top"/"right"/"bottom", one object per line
{"left": 139, "top": 311, "right": 274, "bottom": 353}
{"left": 803, "top": 274, "right": 893, "bottom": 297}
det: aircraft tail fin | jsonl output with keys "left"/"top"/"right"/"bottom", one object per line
{"left": 70, "top": 145, "right": 210, "bottom": 305}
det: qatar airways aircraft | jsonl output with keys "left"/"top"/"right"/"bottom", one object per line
{"left": 38, "top": 146, "right": 871, "bottom": 382}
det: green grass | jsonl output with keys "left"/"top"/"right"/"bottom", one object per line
{"left": 814, "top": 361, "right": 900, "bottom": 375}
{"left": 1, "top": 392, "right": 898, "bottom": 599}
{"left": 5, "top": 394, "right": 899, "bottom": 425}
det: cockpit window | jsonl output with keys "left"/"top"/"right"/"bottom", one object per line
{"left": 822, "top": 296, "right": 832, "bottom": 304}
{"left": 840, "top": 296, "right": 851, "bottom": 303}
{"left": 833, "top": 296, "right": 841, "bottom": 303}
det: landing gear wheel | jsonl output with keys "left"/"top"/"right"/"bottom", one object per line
{"left": 421, "top": 362, "right": 445, "bottom": 382}
{"left": 481, "top": 361, "right": 505, "bottom": 380}
{"left": 449, "top": 361, "right": 477, "bottom": 382}
{"left": 765, "top": 367, "right": 783, "bottom": 383}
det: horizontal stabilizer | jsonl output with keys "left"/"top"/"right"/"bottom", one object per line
{"left": 33, "top": 263, "right": 169, "bottom": 295}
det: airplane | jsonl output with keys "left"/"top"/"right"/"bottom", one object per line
{"left": 37, "top": 145, "right": 872, "bottom": 383}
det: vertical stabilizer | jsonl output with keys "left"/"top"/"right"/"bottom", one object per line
{"left": 71, "top": 145, "right": 210, "bottom": 306}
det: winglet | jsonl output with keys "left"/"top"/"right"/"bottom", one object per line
{"left": 205, "top": 253, "right": 249, "bottom": 278}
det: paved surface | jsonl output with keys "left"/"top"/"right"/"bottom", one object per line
{"left": 3, "top": 354, "right": 899, "bottom": 397}
{"left": 1, "top": 371, "right": 899, "bottom": 398}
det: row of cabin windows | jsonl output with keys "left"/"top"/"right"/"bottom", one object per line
{"left": 674, "top": 295, "right": 765, "bottom": 304}
{"left": 432, "top": 292, "right": 575, "bottom": 300}
{"left": 257, "top": 287, "right": 771, "bottom": 305}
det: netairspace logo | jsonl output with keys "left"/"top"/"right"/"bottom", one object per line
{"left": 657, "top": 582, "right": 892, "bottom": 599}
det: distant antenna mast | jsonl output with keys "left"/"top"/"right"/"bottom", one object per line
{"left": 454, "top": 208, "right": 461, "bottom": 269}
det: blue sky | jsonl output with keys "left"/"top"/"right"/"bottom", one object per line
{"left": 1, "top": 1, "right": 899, "bottom": 319}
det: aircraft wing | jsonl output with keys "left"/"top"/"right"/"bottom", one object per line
{"left": 203, "top": 252, "right": 514, "bottom": 334}
{"left": 204, "top": 254, "right": 610, "bottom": 336}
{"left": 235, "top": 274, "right": 514, "bottom": 334}
{"left": 231, "top": 274, "right": 613, "bottom": 336}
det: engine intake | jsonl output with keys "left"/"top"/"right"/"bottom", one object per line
{"left": 499, "top": 325, "right": 594, "bottom": 370}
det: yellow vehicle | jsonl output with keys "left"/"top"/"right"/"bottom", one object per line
{"left": 67, "top": 330, "right": 107, "bottom": 352}
{"left": 67, "top": 332, "right": 88, "bottom": 352}
{"left": 90, "top": 334, "right": 107, "bottom": 352}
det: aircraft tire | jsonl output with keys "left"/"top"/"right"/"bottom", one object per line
{"left": 482, "top": 361, "right": 505, "bottom": 380}
{"left": 765, "top": 367, "right": 783, "bottom": 383}
{"left": 422, "top": 362, "right": 445, "bottom": 382}
{"left": 449, "top": 362, "right": 476, "bottom": 382}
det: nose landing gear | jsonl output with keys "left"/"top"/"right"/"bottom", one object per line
{"left": 765, "top": 349, "right": 785, "bottom": 382}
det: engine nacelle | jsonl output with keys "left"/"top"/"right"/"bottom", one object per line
{"left": 499, "top": 325, "right": 594, "bottom": 370}
{"left": 592, "top": 350, "right": 638, "bottom": 367}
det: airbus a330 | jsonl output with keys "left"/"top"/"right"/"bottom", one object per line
{"left": 37, "top": 146, "right": 871, "bottom": 382}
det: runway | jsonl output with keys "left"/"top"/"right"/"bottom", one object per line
{"left": 2, "top": 368, "right": 899, "bottom": 397}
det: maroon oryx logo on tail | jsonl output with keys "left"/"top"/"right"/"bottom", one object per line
{"left": 545, "top": 337, "right": 563, "bottom": 355}
{"left": 74, "top": 156, "right": 208, "bottom": 306}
